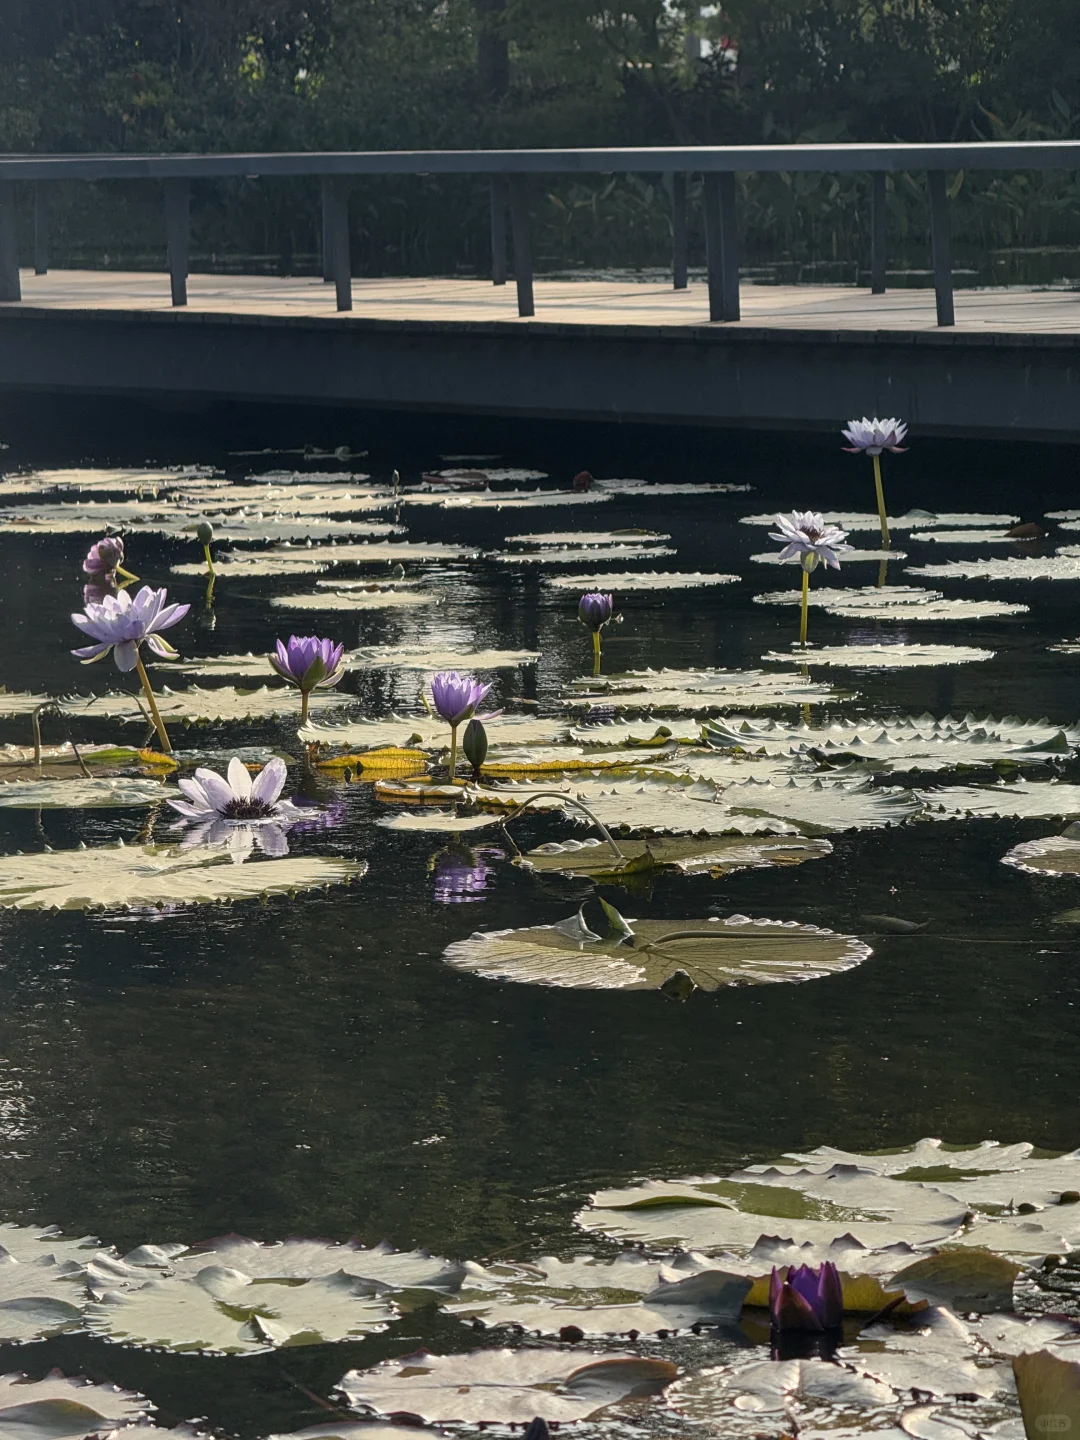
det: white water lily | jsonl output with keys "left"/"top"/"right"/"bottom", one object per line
{"left": 166, "top": 757, "right": 312, "bottom": 863}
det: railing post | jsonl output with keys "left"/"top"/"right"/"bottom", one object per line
{"left": 326, "top": 177, "right": 352, "bottom": 312}
{"left": 320, "top": 176, "right": 334, "bottom": 284}
{"left": 672, "top": 172, "right": 688, "bottom": 290}
{"left": 927, "top": 170, "right": 955, "bottom": 327}
{"left": 508, "top": 174, "right": 534, "bottom": 317}
{"left": 33, "top": 183, "right": 49, "bottom": 276}
{"left": 490, "top": 176, "right": 508, "bottom": 285}
{"left": 0, "top": 182, "right": 21, "bottom": 302}
{"left": 163, "top": 178, "right": 190, "bottom": 308}
{"left": 870, "top": 171, "right": 886, "bottom": 294}
{"left": 703, "top": 171, "right": 739, "bottom": 321}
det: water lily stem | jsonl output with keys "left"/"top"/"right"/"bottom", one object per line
{"left": 449, "top": 723, "right": 459, "bottom": 778}
{"left": 873, "top": 453, "right": 891, "bottom": 550}
{"left": 497, "top": 791, "right": 626, "bottom": 861}
{"left": 31, "top": 708, "right": 42, "bottom": 769}
{"left": 799, "top": 569, "right": 809, "bottom": 646}
{"left": 300, "top": 690, "right": 310, "bottom": 726}
{"left": 134, "top": 654, "right": 173, "bottom": 754}
{"left": 202, "top": 542, "right": 217, "bottom": 578}
{"left": 115, "top": 565, "right": 140, "bottom": 582}
{"left": 205, "top": 573, "right": 216, "bottom": 608}
{"left": 592, "top": 629, "right": 602, "bottom": 676}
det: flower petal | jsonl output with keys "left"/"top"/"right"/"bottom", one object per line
{"left": 193, "top": 767, "right": 236, "bottom": 814}
{"left": 250, "top": 756, "right": 287, "bottom": 807}
{"left": 227, "top": 756, "right": 252, "bottom": 801}
{"left": 113, "top": 639, "right": 140, "bottom": 672}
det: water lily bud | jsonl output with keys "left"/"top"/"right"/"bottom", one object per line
{"left": 195, "top": 520, "right": 214, "bottom": 545}
{"left": 462, "top": 718, "right": 488, "bottom": 772}
{"left": 578, "top": 591, "right": 614, "bottom": 631}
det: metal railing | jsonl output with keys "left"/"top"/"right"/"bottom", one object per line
{"left": 2, "top": 141, "right": 1079, "bottom": 326}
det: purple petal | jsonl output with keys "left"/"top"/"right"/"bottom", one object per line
{"left": 113, "top": 640, "right": 140, "bottom": 672}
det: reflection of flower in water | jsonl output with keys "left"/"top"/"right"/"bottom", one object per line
{"left": 167, "top": 757, "right": 321, "bottom": 865}
{"left": 176, "top": 818, "right": 294, "bottom": 865}
{"left": 431, "top": 847, "right": 504, "bottom": 904}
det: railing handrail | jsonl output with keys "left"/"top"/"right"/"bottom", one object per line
{"left": 1, "top": 139, "right": 1080, "bottom": 181}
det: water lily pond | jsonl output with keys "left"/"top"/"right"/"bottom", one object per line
{"left": 1, "top": 418, "right": 1080, "bottom": 1437}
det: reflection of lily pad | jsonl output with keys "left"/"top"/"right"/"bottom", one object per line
{"left": 0, "top": 844, "right": 366, "bottom": 910}
{"left": 337, "top": 1348, "right": 677, "bottom": 1422}
{"left": 443, "top": 912, "right": 871, "bottom": 993}
{"left": 518, "top": 834, "right": 832, "bottom": 878}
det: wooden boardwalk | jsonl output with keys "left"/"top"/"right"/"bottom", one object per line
{"left": 6, "top": 268, "right": 1080, "bottom": 333}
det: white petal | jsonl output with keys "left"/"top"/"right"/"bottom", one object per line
{"left": 194, "top": 768, "right": 236, "bottom": 813}
{"left": 250, "top": 756, "right": 287, "bottom": 807}
{"left": 227, "top": 756, "right": 252, "bottom": 801}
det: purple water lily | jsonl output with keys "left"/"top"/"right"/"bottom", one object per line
{"left": 83, "top": 535, "right": 136, "bottom": 581}
{"left": 578, "top": 592, "right": 615, "bottom": 676}
{"left": 842, "top": 417, "right": 908, "bottom": 550}
{"left": 430, "top": 671, "right": 498, "bottom": 777}
{"left": 269, "top": 635, "right": 346, "bottom": 723}
{"left": 768, "top": 513, "right": 850, "bottom": 648}
{"left": 769, "top": 1262, "right": 843, "bottom": 1332}
{"left": 167, "top": 756, "right": 311, "bottom": 863}
{"left": 71, "top": 585, "right": 189, "bottom": 753}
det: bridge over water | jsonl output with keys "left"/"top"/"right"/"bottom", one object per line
{"left": 0, "top": 142, "right": 1078, "bottom": 439}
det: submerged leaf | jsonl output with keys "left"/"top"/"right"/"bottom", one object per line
{"left": 337, "top": 1348, "right": 678, "bottom": 1422}
{"left": 0, "top": 845, "right": 366, "bottom": 911}
{"left": 443, "top": 913, "right": 871, "bottom": 993}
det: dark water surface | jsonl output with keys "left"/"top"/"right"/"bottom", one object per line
{"left": 0, "top": 407, "right": 1078, "bottom": 1430}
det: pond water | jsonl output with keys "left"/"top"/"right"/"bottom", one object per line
{"left": 0, "top": 413, "right": 1078, "bottom": 1434}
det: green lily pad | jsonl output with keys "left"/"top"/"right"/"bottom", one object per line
{"left": 0, "top": 1371, "right": 151, "bottom": 1436}
{"left": 761, "top": 644, "right": 993, "bottom": 669}
{"left": 66, "top": 685, "right": 334, "bottom": 725}
{"left": 517, "top": 834, "right": 832, "bottom": 878}
{"left": 0, "top": 777, "right": 167, "bottom": 808}
{"left": 1004, "top": 831, "right": 1080, "bottom": 876}
{"left": 443, "top": 909, "right": 871, "bottom": 994}
{"left": 1014, "top": 1351, "right": 1080, "bottom": 1440}
{"left": 547, "top": 571, "right": 740, "bottom": 590}
{"left": 0, "top": 843, "right": 366, "bottom": 911}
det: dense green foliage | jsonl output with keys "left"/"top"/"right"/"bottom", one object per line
{"left": 3, "top": 1, "right": 1080, "bottom": 277}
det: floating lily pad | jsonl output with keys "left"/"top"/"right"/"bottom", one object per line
{"left": 1003, "top": 832, "right": 1080, "bottom": 876}
{"left": 0, "top": 843, "right": 366, "bottom": 910}
{"left": 271, "top": 541, "right": 476, "bottom": 564}
{"left": 402, "top": 489, "right": 612, "bottom": 510}
{"left": 754, "top": 586, "right": 1029, "bottom": 621}
{"left": 909, "top": 554, "right": 1080, "bottom": 582}
{"left": 704, "top": 714, "right": 1080, "bottom": 775}
{"left": 0, "top": 777, "right": 167, "bottom": 808}
{"left": 272, "top": 589, "right": 439, "bottom": 611}
{"left": 443, "top": 911, "right": 871, "bottom": 993}
{"left": 918, "top": 782, "right": 1080, "bottom": 821}
{"left": 376, "top": 811, "right": 501, "bottom": 833}
{"left": 750, "top": 548, "right": 907, "bottom": 563}
{"left": 911, "top": 529, "right": 1025, "bottom": 544}
{"left": 154, "top": 653, "right": 274, "bottom": 678}
{"left": 301, "top": 716, "right": 568, "bottom": 749}
{"left": 547, "top": 571, "right": 740, "bottom": 591}
{"left": 1014, "top": 1350, "right": 1080, "bottom": 1440}
{"left": 507, "top": 529, "right": 670, "bottom": 546}
{"left": 722, "top": 776, "right": 920, "bottom": 831}
{"left": 0, "top": 465, "right": 218, "bottom": 495}
{"left": 0, "top": 691, "right": 53, "bottom": 717}
{"left": 493, "top": 546, "right": 677, "bottom": 565}
{"left": 564, "top": 668, "right": 838, "bottom": 713}
{"left": 85, "top": 1265, "right": 395, "bottom": 1353}
{"left": 0, "top": 1370, "right": 151, "bottom": 1436}
{"left": 170, "top": 555, "right": 333, "bottom": 578}
{"left": 517, "top": 834, "right": 832, "bottom": 878}
{"left": 66, "top": 686, "right": 338, "bottom": 725}
{"left": 170, "top": 1237, "right": 465, "bottom": 1291}
{"left": 761, "top": 644, "right": 994, "bottom": 669}
{"left": 348, "top": 645, "right": 540, "bottom": 671}
{"left": 594, "top": 479, "right": 750, "bottom": 496}
{"left": 336, "top": 1348, "right": 677, "bottom": 1422}
{"left": 740, "top": 512, "right": 1019, "bottom": 532}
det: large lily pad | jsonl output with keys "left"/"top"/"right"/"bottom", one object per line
{"left": 1003, "top": 832, "right": 1080, "bottom": 876}
{"left": 155, "top": 653, "right": 275, "bottom": 678}
{"left": 705, "top": 714, "right": 1080, "bottom": 775}
{"left": 272, "top": 589, "right": 439, "bottom": 611}
{"left": 518, "top": 834, "right": 832, "bottom": 879}
{"left": 0, "top": 691, "right": 53, "bottom": 717}
{"left": 751, "top": 548, "right": 907, "bottom": 563}
{"left": 85, "top": 1265, "right": 395, "bottom": 1353}
{"left": 66, "top": 686, "right": 337, "bottom": 725}
{"left": 169, "top": 1237, "right": 465, "bottom": 1291}
{"left": 269, "top": 541, "right": 477, "bottom": 564}
{"left": 909, "top": 553, "right": 1080, "bottom": 582}
{"left": 402, "top": 489, "right": 612, "bottom": 510}
{"left": 348, "top": 645, "right": 540, "bottom": 671}
{"left": 762, "top": 644, "right": 994, "bottom": 669}
{"left": 300, "top": 716, "right": 568, "bottom": 748}
{"left": 754, "top": 586, "right": 1029, "bottom": 621}
{"left": 336, "top": 1348, "right": 677, "bottom": 1422}
{"left": 0, "top": 777, "right": 167, "bottom": 808}
{"left": 0, "top": 465, "right": 218, "bottom": 495}
{"left": 564, "top": 668, "right": 838, "bottom": 713}
{"left": 170, "top": 555, "right": 333, "bottom": 577}
{"left": 494, "top": 546, "right": 677, "bottom": 565}
{"left": 0, "top": 1371, "right": 151, "bottom": 1436}
{"left": 0, "top": 843, "right": 366, "bottom": 910}
{"left": 547, "top": 571, "right": 740, "bottom": 591}
{"left": 507, "top": 529, "right": 670, "bottom": 546}
{"left": 918, "top": 782, "right": 1080, "bottom": 821}
{"left": 442, "top": 910, "right": 871, "bottom": 993}
{"left": 740, "top": 511, "right": 1020, "bottom": 532}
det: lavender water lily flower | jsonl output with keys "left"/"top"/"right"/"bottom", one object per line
{"left": 167, "top": 756, "right": 310, "bottom": 864}
{"left": 842, "top": 417, "right": 908, "bottom": 550}
{"left": 71, "top": 585, "right": 189, "bottom": 753}
{"left": 83, "top": 535, "right": 137, "bottom": 583}
{"left": 430, "top": 671, "right": 499, "bottom": 777}
{"left": 769, "top": 1262, "right": 843, "bottom": 1332}
{"left": 269, "top": 635, "right": 346, "bottom": 723}
{"left": 768, "top": 512, "right": 850, "bottom": 647}
{"left": 578, "top": 591, "right": 615, "bottom": 675}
